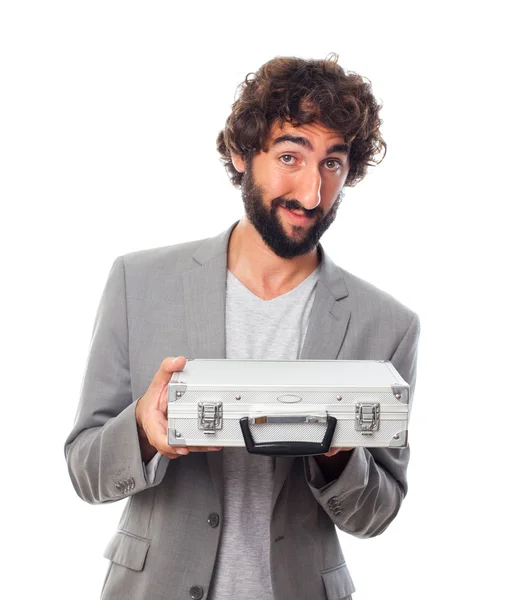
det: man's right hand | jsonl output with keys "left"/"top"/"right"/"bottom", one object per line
{"left": 135, "top": 356, "right": 222, "bottom": 462}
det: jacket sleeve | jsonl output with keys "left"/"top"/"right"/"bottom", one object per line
{"left": 64, "top": 256, "right": 171, "bottom": 504}
{"left": 304, "top": 312, "right": 421, "bottom": 538}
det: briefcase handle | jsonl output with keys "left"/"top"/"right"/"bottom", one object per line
{"left": 239, "top": 414, "right": 337, "bottom": 456}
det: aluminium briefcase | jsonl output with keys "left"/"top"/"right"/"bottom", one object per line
{"left": 167, "top": 359, "right": 411, "bottom": 456}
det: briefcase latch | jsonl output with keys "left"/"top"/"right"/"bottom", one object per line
{"left": 355, "top": 403, "right": 380, "bottom": 435}
{"left": 198, "top": 402, "right": 223, "bottom": 433}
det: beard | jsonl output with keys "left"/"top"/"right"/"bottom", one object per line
{"left": 240, "top": 159, "right": 344, "bottom": 259}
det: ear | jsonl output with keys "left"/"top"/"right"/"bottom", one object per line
{"left": 231, "top": 152, "right": 246, "bottom": 173}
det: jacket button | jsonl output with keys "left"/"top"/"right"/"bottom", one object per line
{"left": 208, "top": 512, "right": 220, "bottom": 528}
{"left": 189, "top": 585, "right": 204, "bottom": 599}
{"left": 327, "top": 496, "right": 342, "bottom": 514}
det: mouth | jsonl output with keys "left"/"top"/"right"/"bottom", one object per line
{"left": 281, "top": 206, "right": 315, "bottom": 225}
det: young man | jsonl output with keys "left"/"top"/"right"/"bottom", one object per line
{"left": 65, "top": 55, "right": 420, "bottom": 600}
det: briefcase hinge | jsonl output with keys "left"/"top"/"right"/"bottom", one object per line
{"left": 198, "top": 402, "right": 223, "bottom": 433}
{"left": 355, "top": 403, "right": 380, "bottom": 435}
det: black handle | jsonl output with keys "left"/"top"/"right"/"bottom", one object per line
{"left": 239, "top": 415, "right": 337, "bottom": 456}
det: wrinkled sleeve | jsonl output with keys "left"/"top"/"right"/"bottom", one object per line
{"left": 64, "top": 257, "right": 171, "bottom": 504}
{"left": 304, "top": 312, "right": 421, "bottom": 538}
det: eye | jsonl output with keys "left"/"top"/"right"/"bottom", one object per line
{"left": 279, "top": 154, "right": 296, "bottom": 165}
{"left": 324, "top": 159, "right": 342, "bottom": 171}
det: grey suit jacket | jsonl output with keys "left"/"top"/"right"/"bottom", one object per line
{"left": 64, "top": 220, "right": 420, "bottom": 600}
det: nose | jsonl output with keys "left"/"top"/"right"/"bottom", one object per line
{"left": 295, "top": 166, "right": 322, "bottom": 210}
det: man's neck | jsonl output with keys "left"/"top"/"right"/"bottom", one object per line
{"left": 226, "top": 217, "right": 320, "bottom": 301}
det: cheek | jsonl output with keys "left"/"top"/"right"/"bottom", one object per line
{"left": 260, "top": 172, "right": 290, "bottom": 201}
{"left": 321, "top": 176, "right": 343, "bottom": 203}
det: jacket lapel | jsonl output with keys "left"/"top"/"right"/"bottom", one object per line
{"left": 181, "top": 221, "right": 351, "bottom": 512}
{"left": 182, "top": 224, "right": 237, "bottom": 510}
{"left": 299, "top": 243, "right": 351, "bottom": 361}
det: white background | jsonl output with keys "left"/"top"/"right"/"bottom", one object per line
{"left": 1, "top": 1, "right": 508, "bottom": 598}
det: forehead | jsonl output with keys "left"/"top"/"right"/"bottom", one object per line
{"left": 266, "top": 120, "right": 346, "bottom": 146}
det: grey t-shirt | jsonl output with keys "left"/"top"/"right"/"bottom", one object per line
{"left": 208, "top": 262, "right": 321, "bottom": 600}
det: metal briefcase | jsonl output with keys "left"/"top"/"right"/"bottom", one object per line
{"left": 167, "top": 359, "right": 410, "bottom": 456}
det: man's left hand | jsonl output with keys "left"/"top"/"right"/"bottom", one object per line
{"left": 322, "top": 446, "right": 354, "bottom": 457}
{"left": 314, "top": 446, "right": 355, "bottom": 483}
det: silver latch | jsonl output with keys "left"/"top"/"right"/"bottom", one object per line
{"left": 355, "top": 403, "right": 380, "bottom": 435}
{"left": 198, "top": 402, "right": 223, "bottom": 433}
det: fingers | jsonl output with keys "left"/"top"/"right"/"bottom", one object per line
{"left": 323, "top": 447, "right": 354, "bottom": 457}
{"left": 161, "top": 446, "right": 222, "bottom": 460}
{"left": 146, "top": 420, "right": 222, "bottom": 460}
{"left": 172, "top": 446, "right": 222, "bottom": 455}
{"left": 145, "top": 415, "right": 221, "bottom": 458}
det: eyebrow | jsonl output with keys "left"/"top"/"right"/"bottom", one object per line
{"left": 271, "top": 134, "right": 350, "bottom": 156}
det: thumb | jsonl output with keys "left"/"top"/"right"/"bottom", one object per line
{"left": 151, "top": 356, "right": 187, "bottom": 390}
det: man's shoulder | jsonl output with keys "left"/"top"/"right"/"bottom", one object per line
{"left": 119, "top": 232, "right": 216, "bottom": 273}
{"left": 337, "top": 264, "right": 418, "bottom": 324}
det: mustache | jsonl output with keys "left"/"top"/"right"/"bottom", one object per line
{"left": 276, "top": 199, "right": 318, "bottom": 217}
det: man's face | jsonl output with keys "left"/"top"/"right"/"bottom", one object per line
{"left": 238, "top": 121, "right": 350, "bottom": 259}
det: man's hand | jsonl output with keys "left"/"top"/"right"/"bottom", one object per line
{"left": 314, "top": 446, "right": 354, "bottom": 483}
{"left": 322, "top": 446, "right": 354, "bottom": 457}
{"left": 135, "top": 356, "right": 222, "bottom": 462}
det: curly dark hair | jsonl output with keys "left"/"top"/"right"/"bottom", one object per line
{"left": 216, "top": 53, "right": 386, "bottom": 188}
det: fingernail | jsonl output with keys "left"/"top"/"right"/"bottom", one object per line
{"left": 176, "top": 448, "right": 187, "bottom": 455}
